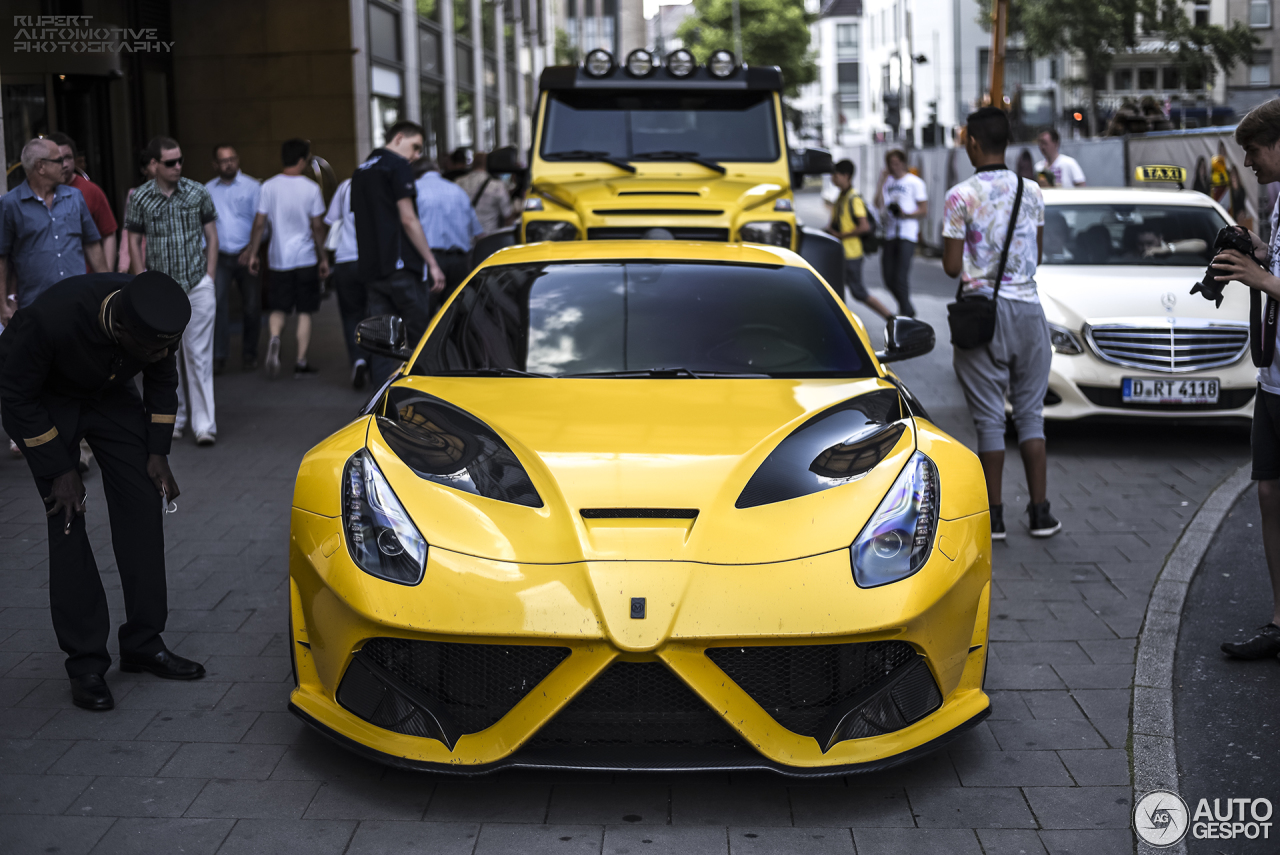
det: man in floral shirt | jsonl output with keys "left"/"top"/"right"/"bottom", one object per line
{"left": 941, "top": 107, "right": 1059, "bottom": 541}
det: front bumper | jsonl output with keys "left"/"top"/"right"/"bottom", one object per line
{"left": 288, "top": 509, "right": 992, "bottom": 775}
{"left": 1042, "top": 352, "right": 1256, "bottom": 421}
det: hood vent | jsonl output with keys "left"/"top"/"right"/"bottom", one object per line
{"left": 580, "top": 508, "right": 699, "bottom": 519}
{"left": 593, "top": 208, "right": 723, "bottom": 216}
{"left": 616, "top": 191, "right": 702, "bottom": 196}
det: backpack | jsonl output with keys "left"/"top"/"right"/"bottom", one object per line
{"left": 852, "top": 193, "right": 881, "bottom": 255}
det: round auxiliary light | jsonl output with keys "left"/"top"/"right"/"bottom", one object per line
{"left": 665, "top": 48, "right": 695, "bottom": 78}
{"left": 625, "top": 48, "right": 656, "bottom": 77}
{"left": 708, "top": 49, "right": 737, "bottom": 78}
{"left": 584, "top": 49, "right": 615, "bottom": 77}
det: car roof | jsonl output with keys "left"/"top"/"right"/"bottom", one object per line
{"left": 1042, "top": 187, "right": 1219, "bottom": 207}
{"left": 478, "top": 240, "right": 808, "bottom": 268}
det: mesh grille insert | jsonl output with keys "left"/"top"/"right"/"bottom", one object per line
{"left": 357, "top": 638, "right": 571, "bottom": 735}
{"left": 706, "top": 641, "right": 919, "bottom": 738}
{"left": 528, "top": 661, "right": 742, "bottom": 748}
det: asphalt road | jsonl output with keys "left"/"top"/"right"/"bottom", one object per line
{"left": 1175, "top": 485, "right": 1280, "bottom": 855}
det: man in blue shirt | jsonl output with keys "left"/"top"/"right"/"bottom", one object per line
{"left": 205, "top": 144, "right": 262, "bottom": 373}
{"left": 414, "top": 159, "right": 482, "bottom": 314}
{"left": 0, "top": 138, "right": 107, "bottom": 324}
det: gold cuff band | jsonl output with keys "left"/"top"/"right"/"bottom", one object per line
{"left": 150, "top": 414, "right": 177, "bottom": 424}
{"left": 24, "top": 427, "right": 58, "bottom": 447}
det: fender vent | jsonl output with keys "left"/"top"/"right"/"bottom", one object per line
{"left": 580, "top": 508, "right": 699, "bottom": 519}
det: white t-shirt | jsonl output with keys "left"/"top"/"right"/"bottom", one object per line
{"left": 1262, "top": 198, "right": 1280, "bottom": 394}
{"left": 880, "top": 172, "right": 928, "bottom": 242}
{"left": 324, "top": 178, "right": 358, "bottom": 265}
{"left": 1034, "top": 154, "right": 1086, "bottom": 188}
{"left": 257, "top": 174, "right": 325, "bottom": 271}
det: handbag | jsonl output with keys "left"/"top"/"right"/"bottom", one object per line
{"left": 947, "top": 172, "right": 1024, "bottom": 350}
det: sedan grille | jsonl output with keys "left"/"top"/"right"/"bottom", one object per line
{"left": 346, "top": 638, "right": 570, "bottom": 735}
{"left": 528, "top": 661, "right": 742, "bottom": 748}
{"left": 705, "top": 641, "right": 930, "bottom": 739}
{"left": 1086, "top": 323, "right": 1249, "bottom": 373}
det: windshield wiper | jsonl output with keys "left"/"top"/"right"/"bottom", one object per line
{"left": 541, "top": 149, "right": 637, "bottom": 173}
{"left": 629, "top": 151, "right": 727, "bottom": 175}
{"left": 434, "top": 367, "right": 552, "bottom": 378}
{"left": 564, "top": 368, "right": 769, "bottom": 379}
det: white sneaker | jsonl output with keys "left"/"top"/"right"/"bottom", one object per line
{"left": 266, "top": 336, "right": 281, "bottom": 379}
{"left": 195, "top": 432, "right": 216, "bottom": 447}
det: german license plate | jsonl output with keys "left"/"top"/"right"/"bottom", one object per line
{"left": 1122, "top": 377, "right": 1219, "bottom": 404}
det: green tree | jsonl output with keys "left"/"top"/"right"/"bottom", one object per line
{"left": 676, "top": 0, "right": 817, "bottom": 98}
{"left": 1138, "top": 0, "right": 1256, "bottom": 95}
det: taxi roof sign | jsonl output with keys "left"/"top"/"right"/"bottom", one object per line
{"left": 1135, "top": 165, "right": 1187, "bottom": 185}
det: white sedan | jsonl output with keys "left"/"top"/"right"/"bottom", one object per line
{"left": 1037, "top": 186, "right": 1254, "bottom": 421}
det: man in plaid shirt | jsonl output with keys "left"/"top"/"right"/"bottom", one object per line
{"left": 125, "top": 136, "right": 220, "bottom": 446}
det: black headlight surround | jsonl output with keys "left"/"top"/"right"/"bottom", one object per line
{"left": 739, "top": 221, "right": 793, "bottom": 247}
{"left": 736, "top": 389, "right": 908, "bottom": 509}
{"left": 525, "top": 220, "right": 578, "bottom": 242}
{"left": 376, "top": 388, "right": 543, "bottom": 508}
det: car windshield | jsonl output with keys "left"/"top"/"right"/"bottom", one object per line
{"left": 1042, "top": 203, "right": 1228, "bottom": 266}
{"left": 540, "top": 90, "right": 779, "bottom": 163}
{"left": 412, "top": 261, "right": 872, "bottom": 378}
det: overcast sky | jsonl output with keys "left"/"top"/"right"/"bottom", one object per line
{"left": 644, "top": 0, "right": 691, "bottom": 20}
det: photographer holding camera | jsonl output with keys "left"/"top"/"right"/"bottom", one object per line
{"left": 1209, "top": 99, "right": 1280, "bottom": 659}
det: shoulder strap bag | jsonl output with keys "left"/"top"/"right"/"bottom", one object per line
{"left": 947, "top": 172, "right": 1024, "bottom": 350}
{"left": 471, "top": 176, "right": 493, "bottom": 207}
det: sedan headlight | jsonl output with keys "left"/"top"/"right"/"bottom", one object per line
{"left": 739, "top": 221, "right": 792, "bottom": 247}
{"left": 851, "top": 452, "right": 938, "bottom": 588}
{"left": 1048, "top": 323, "right": 1084, "bottom": 355}
{"left": 343, "top": 450, "right": 428, "bottom": 585}
{"left": 525, "top": 220, "right": 578, "bottom": 242}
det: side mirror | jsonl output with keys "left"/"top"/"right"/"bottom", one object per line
{"left": 356, "top": 315, "right": 412, "bottom": 360}
{"left": 486, "top": 146, "right": 525, "bottom": 175}
{"left": 876, "top": 316, "right": 935, "bottom": 363}
{"left": 791, "top": 147, "right": 834, "bottom": 175}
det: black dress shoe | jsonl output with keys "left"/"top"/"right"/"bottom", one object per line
{"left": 120, "top": 648, "right": 207, "bottom": 680}
{"left": 70, "top": 674, "right": 114, "bottom": 711}
{"left": 1221, "top": 623, "right": 1280, "bottom": 660}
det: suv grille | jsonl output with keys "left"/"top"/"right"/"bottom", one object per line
{"left": 528, "top": 661, "right": 742, "bottom": 748}
{"left": 706, "top": 641, "right": 921, "bottom": 738}
{"left": 354, "top": 638, "right": 570, "bottom": 735}
{"left": 1087, "top": 323, "right": 1249, "bottom": 373}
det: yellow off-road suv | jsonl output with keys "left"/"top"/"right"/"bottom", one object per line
{"left": 483, "top": 48, "right": 841, "bottom": 281}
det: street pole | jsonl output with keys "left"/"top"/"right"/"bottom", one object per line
{"left": 989, "top": 0, "right": 1007, "bottom": 110}
{"left": 732, "top": 0, "right": 743, "bottom": 66}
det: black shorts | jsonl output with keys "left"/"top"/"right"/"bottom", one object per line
{"left": 1253, "top": 386, "right": 1280, "bottom": 481}
{"left": 268, "top": 266, "right": 320, "bottom": 314}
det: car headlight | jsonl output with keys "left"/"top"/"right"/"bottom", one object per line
{"left": 342, "top": 450, "right": 428, "bottom": 586}
{"left": 851, "top": 452, "right": 938, "bottom": 588}
{"left": 739, "top": 221, "right": 792, "bottom": 247}
{"left": 1048, "top": 323, "right": 1084, "bottom": 355}
{"left": 525, "top": 220, "right": 578, "bottom": 242}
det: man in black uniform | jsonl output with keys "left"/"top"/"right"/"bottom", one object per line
{"left": 0, "top": 270, "right": 207, "bottom": 711}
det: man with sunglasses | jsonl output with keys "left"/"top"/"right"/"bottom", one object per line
{"left": 124, "top": 137, "right": 220, "bottom": 447}
{"left": 0, "top": 138, "right": 108, "bottom": 325}
{"left": 0, "top": 270, "right": 208, "bottom": 711}
{"left": 46, "top": 131, "right": 118, "bottom": 273}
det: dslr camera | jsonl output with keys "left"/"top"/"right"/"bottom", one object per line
{"left": 1192, "top": 225, "right": 1261, "bottom": 307}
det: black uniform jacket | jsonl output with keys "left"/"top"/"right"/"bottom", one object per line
{"left": 0, "top": 273, "right": 179, "bottom": 480}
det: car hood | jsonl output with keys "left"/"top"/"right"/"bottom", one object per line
{"left": 353, "top": 376, "right": 968, "bottom": 565}
{"left": 1037, "top": 264, "right": 1252, "bottom": 328}
{"left": 532, "top": 174, "right": 788, "bottom": 223}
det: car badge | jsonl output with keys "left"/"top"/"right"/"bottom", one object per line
{"left": 630, "top": 597, "right": 646, "bottom": 619}
{"left": 1161, "top": 292, "right": 1177, "bottom": 311}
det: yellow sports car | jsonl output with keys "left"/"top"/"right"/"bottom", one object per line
{"left": 287, "top": 241, "right": 992, "bottom": 775}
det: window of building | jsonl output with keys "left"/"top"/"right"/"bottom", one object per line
{"left": 370, "top": 65, "right": 403, "bottom": 150}
{"left": 485, "top": 98, "right": 498, "bottom": 148}
{"left": 419, "top": 27, "right": 441, "bottom": 76}
{"left": 456, "top": 43, "right": 474, "bottom": 87}
{"left": 484, "top": 57, "right": 498, "bottom": 93}
{"left": 978, "top": 49, "right": 1034, "bottom": 97}
{"left": 893, "top": 2, "right": 900, "bottom": 42}
{"left": 1194, "top": 2, "right": 1210, "bottom": 26}
{"left": 837, "top": 61, "right": 859, "bottom": 99}
{"left": 1163, "top": 67, "right": 1180, "bottom": 90}
{"left": 369, "top": 3, "right": 401, "bottom": 63}
{"left": 417, "top": 0, "right": 439, "bottom": 23}
{"left": 1251, "top": 0, "right": 1271, "bottom": 27}
{"left": 421, "top": 81, "right": 445, "bottom": 161}
{"left": 457, "top": 90, "right": 475, "bottom": 148}
{"left": 455, "top": 0, "right": 471, "bottom": 35}
{"left": 1252, "top": 50, "right": 1273, "bottom": 85}
{"left": 836, "top": 22, "right": 858, "bottom": 60}
{"left": 1113, "top": 68, "right": 1132, "bottom": 91}
{"left": 1138, "top": 67, "right": 1157, "bottom": 89}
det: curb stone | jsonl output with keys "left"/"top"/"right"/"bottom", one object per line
{"left": 1132, "top": 463, "right": 1253, "bottom": 855}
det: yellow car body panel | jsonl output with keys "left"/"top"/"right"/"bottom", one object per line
{"left": 287, "top": 240, "right": 991, "bottom": 774}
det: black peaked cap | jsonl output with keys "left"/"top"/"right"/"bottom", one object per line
{"left": 120, "top": 270, "right": 191, "bottom": 341}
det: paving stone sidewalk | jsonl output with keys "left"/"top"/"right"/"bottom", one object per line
{"left": 0, "top": 242, "right": 1251, "bottom": 854}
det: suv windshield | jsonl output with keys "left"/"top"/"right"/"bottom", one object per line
{"left": 413, "top": 262, "right": 871, "bottom": 378}
{"left": 540, "top": 90, "right": 779, "bottom": 163}
{"left": 1043, "top": 203, "right": 1228, "bottom": 266}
